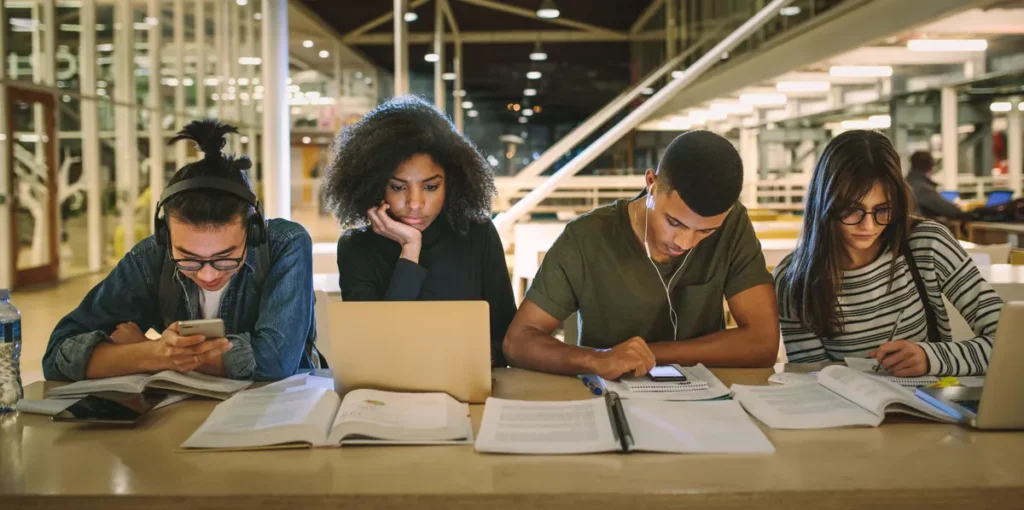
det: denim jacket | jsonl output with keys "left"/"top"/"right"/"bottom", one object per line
{"left": 43, "top": 218, "right": 318, "bottom": 381}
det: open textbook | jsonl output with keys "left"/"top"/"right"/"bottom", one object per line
{"left": 182, "top": 379, "right": 472, "bottom": 450}
{"left": 598, "top": 364, "right": 732, "bottom": 401}
{"left": 47, "top": 371, "right": 252, "bottom": 400}
{"left": 475, "top": 392, "right": 774, "bottom": 455}
{"left": 732, "top": 365, "right": 958, "bottom": 429}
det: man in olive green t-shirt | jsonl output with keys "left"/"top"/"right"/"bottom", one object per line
{"left": 503, "top": 131, "right": 780, "bottom": 380}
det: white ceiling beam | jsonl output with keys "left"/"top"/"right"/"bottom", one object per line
{"left": 631, "top": 0, "right": 665, "bottom": 35}
{"left": 440, "top": 0, "right": 460, "bottom": 38}
{"left": 829, "top": 45, "right": 976, "bottom": 65}
{"left": 346, "top": 30, "right": 628, "bottom": 44}
{"left": 344, "top": 0, "right": 433, "bottom": 38}
{"left": 455, "top": 0, "right": 625, "bottom": 37}
{"left": 913, "top": 7, "right": 1024, "bottom": 34}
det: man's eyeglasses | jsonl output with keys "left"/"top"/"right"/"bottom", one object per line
{"left": 838, "top": 206, "right": 893, "bottom": 226}
{"left": 170, "top": 256, "right": 244, "bottom": 271}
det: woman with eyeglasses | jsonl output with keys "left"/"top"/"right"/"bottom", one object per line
{"left": 773, "top": 130, "right": 1002, "bottom": 377}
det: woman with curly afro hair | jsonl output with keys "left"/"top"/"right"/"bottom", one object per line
{"left": 323, "top": 95, "right": 516, "bottom": 367}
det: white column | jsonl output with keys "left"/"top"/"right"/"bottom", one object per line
{"left": 230, "top": 1, "right": 242, "bottom": 156}
{"left": 246, "top": 1, "right": 258, "bottom": 158}
{"left": 80, "top": 0, "right": 102, "bottom": 272}
{"left": 453, "top": 40, "right": 463, "bottom": 131}
{"left": 42, "top": 0, "right": 56, "bottom": 84}
{"left": 262, "top": 0, "right": 290, "bottom": 219}
{"left": 0, "top": 0, "right": 9, "bottom": 287}
{"left": 115, "top": 0, "right": 138, "bottom": 252}
{"left": 148, "top": 0, "right": 165, "bottom": 229}
{"left": 941, "top": 87, "right": 959, "bottom": 192}
{"left": 216, "top": 1, "right": 228, "bottom": 118}
{"left": 393, "top": 0, "right": 409, "bottom": 96}
{"left": 1009, "top": 97, "right": 1023, "bottom": 198}
{"left": 196, "top": 0, "right": 207, "bottom": 118}
{"left": 173, "top": 0, "right": 186, "bottom": 168}
{"left": 739, "top": 127, "right": 760, "bottom": 207}
{"left": 433, "top": 0, "right": 445, "bottom": 110}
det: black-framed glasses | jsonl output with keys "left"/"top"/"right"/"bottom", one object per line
{"left": 170, "top": 256, "right": 244, "bottom": 271}
{"left": 838, "top": 206, "right": 894, "bottom": 226}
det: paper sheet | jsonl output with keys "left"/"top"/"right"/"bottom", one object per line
{"left": 474, "top": 398, "right": 618, "bottom": 454}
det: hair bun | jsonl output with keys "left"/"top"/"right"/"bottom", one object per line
{"left": 233, "top": 157, "right": 253, "bottom": 171}
{"left": 168, "top": 118, "right": 239, "bottom": 159}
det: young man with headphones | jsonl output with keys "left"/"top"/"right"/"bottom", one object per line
{"left": 503, "top": 130, "right": 780, "bottom": 380}
{"left": 43, "top": 120, "right": 319, "bottom": 381}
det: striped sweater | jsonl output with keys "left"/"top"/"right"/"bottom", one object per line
{"left": 773, "top": 221, "right": 1002, "bottom": 376}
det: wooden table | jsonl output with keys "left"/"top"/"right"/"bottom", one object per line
{"left": 3, "top": 368, "right": 1022, "bottom": 509}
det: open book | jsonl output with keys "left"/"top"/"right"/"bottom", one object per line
{"left": 474, "top": 392, "right": 774, "bottom": 455}
{"left": 47, "top": 371, "right": 252, "bottom": 400}
{"left": 732, "top": 365, "right": 957, "bottom": 429}
{"left": 182, "top": 384, "right": 472, "bottom": 450}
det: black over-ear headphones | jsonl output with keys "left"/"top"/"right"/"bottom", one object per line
{"left": 153, "top": 177, "right": 267, "bottom": 247}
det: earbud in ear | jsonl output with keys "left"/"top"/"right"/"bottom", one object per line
{"left": 646, "top": 185, "right": 655, "bottom": 209}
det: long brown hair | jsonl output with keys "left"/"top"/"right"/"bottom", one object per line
{"left": 778, "top": 130, "right": 915, "bottom": 339}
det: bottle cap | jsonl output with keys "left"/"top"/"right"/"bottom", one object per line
{"left": 0, "top": 289, "right": 9, "bottom": 300}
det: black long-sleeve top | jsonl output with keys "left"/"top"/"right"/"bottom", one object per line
{"left": 336, "top": 218, "right": 517, "bottom": 366}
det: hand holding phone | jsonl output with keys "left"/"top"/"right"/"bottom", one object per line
{"left": 648, "top": 365, "right": 687, "bottom": 382}
{"left": 177, "top": 318, "right": 226, "bottom": 340}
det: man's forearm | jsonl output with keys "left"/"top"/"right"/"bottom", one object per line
{"left": 85, "top": 341, "right": 159, "bottom": 379}
{"left": 504, "top": 328, "right": 597, "bottom": 376}
{"left": 648, "top": 326, "right": 778, "bottom": 367}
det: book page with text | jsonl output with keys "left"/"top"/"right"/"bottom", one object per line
{"left": 181, "top": 387, "right": 340, "bottom": 449}
{"left": 732, "top": 383, "right": 882, "bottom": 429}
{"left": 474, "top": 398, "right": 619, "bottom": 454}
{"left": 817, "top": 366, "right": 955, "bottom": 422}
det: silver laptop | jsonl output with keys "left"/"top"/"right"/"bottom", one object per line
{"left": 916, "top": 302, "right": 1024, "bottom": 429}
{"left": 325, "top": 301, "right": 493, "bottom": 404}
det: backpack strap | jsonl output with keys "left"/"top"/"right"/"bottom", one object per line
{"left": 901, "top": 238, "right": 940, "bottom": 343}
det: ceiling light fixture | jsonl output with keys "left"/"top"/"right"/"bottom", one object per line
{"left": 739, "top": 93, "right": 788, "bottom": 106}
{"left": 776, "top": 80, "right": 830, "bottom": 92}
{"left": 404, "top": 11, "right": 418, "bottom": 22}
{"left": 829, "top": 65, "right": 893, "bottom": 78}
{"left": 302, "top": 40, "right": 313, "bottom": 48}
{"left": 907, "top": 39, "right": 988, "bottom": 52}
{"left": 779, "top": 6, "right": 801, "bottom": 16}
{"left": 526, "top": 70, "right": 542, "bottom": 80}
{"left": 425, "top": 53, "right": 440, "bottom": 62}
{"left": 529, "top": 41, "right": 548, "bottom": 61}
{"left": 536, "top": 0, "right": 560, "bottom": 19}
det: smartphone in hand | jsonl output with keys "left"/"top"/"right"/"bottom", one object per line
{"left": 178, "top": 318, "right": 225, "bottom": 339}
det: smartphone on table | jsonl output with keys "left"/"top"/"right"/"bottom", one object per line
{"left": 178, "top": 318, "right": 225, "bottom": 339}
{"left": 648, "top": 365, "right": 688, "bottom": 382}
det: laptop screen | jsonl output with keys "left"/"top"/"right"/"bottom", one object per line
{"left": 940, "top": 191, "right": 959, "bottom": 202}
{"left": 986, "top": 190, "right": 1013, "bottom": 207}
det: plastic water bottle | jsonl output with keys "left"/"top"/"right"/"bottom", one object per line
{"left": 0, "top": 289, "right": 22, "bottom": 412}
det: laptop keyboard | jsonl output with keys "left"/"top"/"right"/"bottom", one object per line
{"left": 954, "top": 399, "right": 981, "bottom": 414}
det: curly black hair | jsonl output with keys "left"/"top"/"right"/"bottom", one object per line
{"left": 321, "top": 95, "right": 496, "bottom": 235}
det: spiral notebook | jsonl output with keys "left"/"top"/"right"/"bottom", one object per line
{"left": 600, "top": 364, "right": 730, "bottom": 401}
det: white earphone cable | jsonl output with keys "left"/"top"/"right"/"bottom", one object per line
{"left": 642, "top": 202, "right": 690, "bottom": 340}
